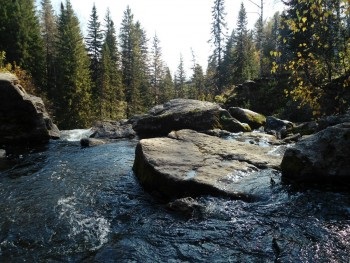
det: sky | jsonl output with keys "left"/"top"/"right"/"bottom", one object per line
{"left": 38, "top": 0, "right": 285, "bottom": 76}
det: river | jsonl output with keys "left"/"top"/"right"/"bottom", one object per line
{"left": 0, "top": 130, "right": 349, "bottom": 262}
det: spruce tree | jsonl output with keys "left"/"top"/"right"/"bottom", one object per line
{"left": 209, "top": 0, "right": 227, "bottom": 93}
{"left": 120, "top": 6, "right": 135, "bottom": 117}
{"left": 99, "top": 9, "right": 125, "bottom": 120}
{"left": 120, "top": 6, "right": 150, "bottom": 117}
{"left": 86, "top": 3, "right": 103, "bottom": 97}
{"left": 55, "top": 0, "right": 93, "bottom": 128}
{"left": 134, "top": 22, "right": 152, "bottom": 110}
{"left": 221, "top": 30, "right": 235, "bottom": 87}
{"left": 39, "top": 0, "right": 58, "bottom": 98}
{"left": 174, "top": 54, "right": 186, "bottom": 98}
{"left": 232, "top": 3, "right": 259, "bottom": 83}
{"left": 0, "top": 0, "right": 45, "bottom": 88}
{"left": 159, "top": 67, "right": 175, "bottom": 103}
{"left": 150, "top": 33, "right": 164, "bottom": 105}
{"left": 191, "top": 64, "right": 205, "bottom": 100}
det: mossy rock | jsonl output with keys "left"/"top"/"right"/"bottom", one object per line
{"left": 229, "top": 107, "right": 266, "bottom": 130}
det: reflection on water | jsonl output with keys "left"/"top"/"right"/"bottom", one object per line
{"left": 0, "top": 131, "right": 349, "bottom": 262}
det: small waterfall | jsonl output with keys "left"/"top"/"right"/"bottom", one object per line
{"left": 60, "top": 129, "right": 94, "bottom": 142}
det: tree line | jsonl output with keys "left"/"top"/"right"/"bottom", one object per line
{"left": 0, "top": 0, "right": 349, "bottom": 128}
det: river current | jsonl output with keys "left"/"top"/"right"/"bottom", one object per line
{"left": 0, "top": 130, "right": 349, "bottom": 262}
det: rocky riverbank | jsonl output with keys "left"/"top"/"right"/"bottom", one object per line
{"left": 0, "top": 73, "right": 59, "bottom": 146}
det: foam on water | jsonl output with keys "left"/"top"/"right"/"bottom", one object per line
{"left": 60, "top": 129, "right": 94, "bottom": 142}
{"left": 56, "top": 196, "right": 110, "bottom": 251}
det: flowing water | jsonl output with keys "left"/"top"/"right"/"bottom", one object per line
{"left": 0, "top": 130, "right": 349, "bottom": 262}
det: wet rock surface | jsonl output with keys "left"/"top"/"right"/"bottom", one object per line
{"left": 0, "top": 73, "right": 60, "bottom": 145}
{"left": 281, "top": 122, "right": 350, "bottom": 185}
{"left": 133, "top": 129, "right": 284, "bottom": 200}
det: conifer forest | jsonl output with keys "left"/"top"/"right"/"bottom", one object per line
{"left": 1, "top": 0, "right": 350, "bottom": 129}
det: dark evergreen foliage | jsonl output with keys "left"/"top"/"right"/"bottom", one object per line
{"left": 86, "top": 3, "right": 103, "bottom": 95}
{"left": 0, "top": 0, "right": 45, "bottom": 88}
{"left": 55, "top": 0, "right": 93, "bottom": 128}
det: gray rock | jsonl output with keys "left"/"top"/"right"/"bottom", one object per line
{"left": 133, "top": 129, "right": 284, "bottom": 200}
{"left": 292, "top": 121, "right": 319, "bottom": 136}
{"left": 91, "top": 121, "right": 136, "bottom": 139}
{"left": 292, "top": 112, "right": 350, "bottom": 136}
{"left": 229, "top": 107, "right": 266, "bottom": 130}
{"left": 203, "top": 129, "right": 231, "bottom": 138}
{"left": 265, "top": 116, "right": 294, "bottom": 139}
{"left": 133, "top": 99, "right": 251, "bottom": 137}
{"left": 0, "top": 73, "right": 60, "bottom": 145}
{"left": 281, "top": 122, "right": 350, "bottom": 185}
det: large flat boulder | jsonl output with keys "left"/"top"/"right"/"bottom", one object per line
{"left": 133, "top": 129, "right": 284, "bottom": 200}
{"left": 0, "top": 73, "right": 60, "bottom": 145}
{"left": 281, "top": 122, "right": 350, "bottom": 185}
{"left": 133, "top": 99, "right": 251, "bottom": 137}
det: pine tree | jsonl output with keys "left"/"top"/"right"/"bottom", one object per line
{"left": 39, "top": 0, "right": 58, "bottom": 98}
{"left": 55, "top": 0, "right": 93, "bottom": 128}
{"left": 86, "top": 3, "right": 103, "bottom": 96}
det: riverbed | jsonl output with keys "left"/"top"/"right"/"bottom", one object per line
{"left": 0, "top": 131, "right": 349, "bottom": 262}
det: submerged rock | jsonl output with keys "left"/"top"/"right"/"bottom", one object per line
{"left": 133, "top": 99, "right": 251, "bottom": 138}
{"left": 0, "top": 73, "right": 60, "bottom": 145}
{"left": 281, "top": 122, "right": 350, "bottom": 185}
{"left": 166, "top": 197, "right": 204, "bottom": 218}
{"left": 80, "top": 138, "right": 106, "bottom": 147}
{"left": 133, "top": 129, "right": 284, "bottom": 200}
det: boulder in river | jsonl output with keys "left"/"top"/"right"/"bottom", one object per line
{"left": 228, "top": 107, "right": 266, "bottom": 130}
{"left": 0, "top": 73, "right": 60, "bottom": 145}
{"left": 281, "top": 122, "right": 350, "bottom": 186}
{"left": 133, "top": 99, "right": 251, "bottom": 138}
{"left": 90, "top": 120, "right": 136, "bottom": 139}
{"left": 265, "top": 116, "right": 294, "bottom": 139}
{"left": 80, "top": 138, "right": 106, "bottom": 147}
{"left": 133, "top": 129, "right": 284, "bottom": 200}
